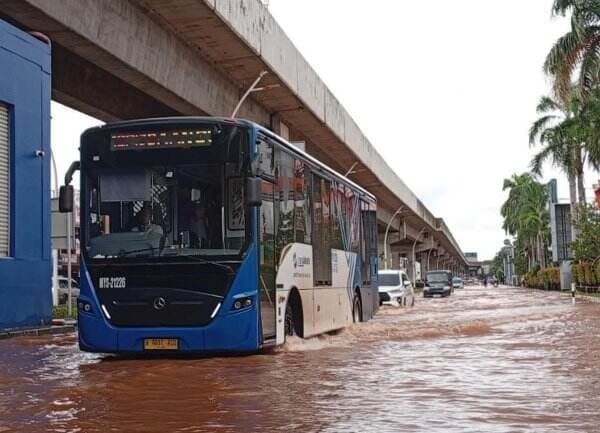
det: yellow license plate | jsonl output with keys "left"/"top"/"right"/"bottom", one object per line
{"left": 143, "top": 338, "right": 179, "bottom": 350}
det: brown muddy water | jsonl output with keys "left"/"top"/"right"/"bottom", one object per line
{"left": 1, "top": 286, "right": 600, "bottom": 433}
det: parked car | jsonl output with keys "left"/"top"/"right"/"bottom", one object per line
{"left": 57, "top": 277, "right": 80, "bottom": 304}
{"left": 378, "top": 269, "right": 415, "bottom": 307}
{"left": 452, "top": 277, "right": 464, "bottom": 289}
{"left": 423, "top": 270, "right": 453, "bottom": 298}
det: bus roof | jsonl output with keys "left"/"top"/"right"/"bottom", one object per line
{"left": 82, "top": 116, "right": 376, "bottom": 201}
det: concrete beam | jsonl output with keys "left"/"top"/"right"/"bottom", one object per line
{"left": 376, "top": 206, "right": 407, "bottom": 234}
{"left": 416, "top": 238, "right": 436, "bottom": 253}
{"left": 1, "top": 0, "right": 270, "bottom": 123}
{"left": 52, "top": 44, "right": 179, "bottom": 122}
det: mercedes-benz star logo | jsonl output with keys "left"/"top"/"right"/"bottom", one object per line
{"left": 153, "top": 297, "right": 167, "bottom": 310}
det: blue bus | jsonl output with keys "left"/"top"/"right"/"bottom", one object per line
{"left": 59, "top": 117, "right": 379, "bottom": 354}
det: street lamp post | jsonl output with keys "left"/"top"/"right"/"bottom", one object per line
{"left": 383, "top": 206, "right": 404, "bottom": 270}
{"left": 426, "top": 246, "right": 433, "bottom": 274}
{"left": 411, "top": 227, "right": 427, "bottom": 285}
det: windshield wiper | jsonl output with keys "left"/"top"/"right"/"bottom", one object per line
{"left": 99, "top": 248, "right": 236, "bottom": 273}
{"left": 117, "top": 247, "right": 159, "bottom": 258}
{"left": 181, "top": 255, "right": 236, "bottom": 274}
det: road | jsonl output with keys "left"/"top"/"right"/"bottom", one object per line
{"left": 1, "top": 285, "right": 600, "bottom": 433}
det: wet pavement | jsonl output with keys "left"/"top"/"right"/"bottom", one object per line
{"left": 1, "top": 285, "right": 600, "bottom": 433}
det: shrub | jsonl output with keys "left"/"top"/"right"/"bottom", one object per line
{"left": 571, "top": 205, "right": 600, "bottom": 261}
{"left": 523, "top": 267, "right": 560, "bottom": 290}
{"left": 572, "top": 263, "right": 583, "bottom": 285}
{"left": 571, "top": 261, "right": 600, "bottom": 287}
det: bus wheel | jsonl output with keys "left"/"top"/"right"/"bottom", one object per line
{"left": 352, "top": 294, "right": 362, "bottom": 323}
{"left": 284, "top": 300, "right": 296, "bottom": 337}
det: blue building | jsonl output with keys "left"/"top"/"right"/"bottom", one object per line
{"left": 0, "top": 19, "right": 52, "bottom": 330}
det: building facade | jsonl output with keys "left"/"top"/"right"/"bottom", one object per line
{"left": 0, "top": 19, "right": 52, "bottom": 330}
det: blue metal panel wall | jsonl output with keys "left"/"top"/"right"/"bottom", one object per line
{"left": 0, "top": 19, "right": 52, "bottom": 330}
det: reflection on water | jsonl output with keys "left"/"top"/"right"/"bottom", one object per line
{"left": 1, "top": 286, "right": 600, "bottom": 432}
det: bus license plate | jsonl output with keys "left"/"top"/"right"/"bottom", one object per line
{"left": 144, "top": 338, "right": 179, "bottom": 350}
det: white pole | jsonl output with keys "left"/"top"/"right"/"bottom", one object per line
{"left": 383, "top": 206, "right": 404, "bottom": 270}
{"left": 66, "top": 211, "right": 73, "bottom": 318}
{"left": 231, "top": 71, "right": 268, "bottom": 119}
{"left": 50, "top": 149, "right": 59, "bottom": 198}
{"left": 411, "top": 227, "right": 426, "bottom": 284}
{"left": 52, "top": 249, "right": 59, "bottom": 307}
{"left": 426, "top": 247, "right": 433, "bottom": 274}
{"left": 344, "top": 162, "right": 358, "bottom": 177}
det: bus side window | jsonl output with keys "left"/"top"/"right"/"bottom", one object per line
{"left": 303, "top": 165, "right": 312, "bottom": 244}
{"left": 276, "top": 150, "right": 295, "bottom": 262}
{"left": 257, "top": 136, "right": 275, "bottom": 178}
{"left": 322, "top": 178, "right": 331, "bottom": 264}
{"left": 360, "top": 199, "right": 369, "bottom": 285}
{"left": 347, "top": 187, "right": 360, "bottom": 254}
{"left": 293, "top": 159, "right": 307, "bottom": 243}
{"left": 312, "top": 173, "right": 332, "bottom": 286}
{"left": 368, "top": 202, "right": 378, "bottom": 284}
{"left": 330, "top": 183, "right": 344, "bottom": 250}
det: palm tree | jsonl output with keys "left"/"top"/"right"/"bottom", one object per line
{"left": 501, "top": 174, "right": 550, "bottom": 271}
{"left": 576, "top": 88, "right": 600, "bottom": 177}
{"left": 528, "top": 95, "right": 579, "bottom": 212}
{"left": 501, "top": 174, "right": 533, "bottom": 236}
{"left": 544, "top": 0, "right": 600, "bottom": 103}
{"left": 542, "top": 2, "right": 600, "bottom": 208}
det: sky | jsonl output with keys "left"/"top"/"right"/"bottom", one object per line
{"left": 51, "top": 0, "right": 599, "bottom": 261}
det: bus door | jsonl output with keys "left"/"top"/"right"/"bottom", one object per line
{"left": 259, "top": 179, "right": 277, "bottom": 340}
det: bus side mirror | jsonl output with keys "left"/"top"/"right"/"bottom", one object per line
{"left": 59, "top": 185, "right": 74, "bottom": 213}
{"left": 246, "top": 177, "right": 262, "bottom": 207}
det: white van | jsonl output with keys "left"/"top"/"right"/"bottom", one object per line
{"left": 377, "top": 270, "right": 415, "bottom": 307}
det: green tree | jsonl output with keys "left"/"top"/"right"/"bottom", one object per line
{"left": 529, "top": 90, "right": 600, "bottom": 209}
{"left": 491, "top": 250, "right": 506, "bottom": 282}
{"left": 544, "top": 0, "right": 600, "bottom": 102}
{"left": 574, "top": 88, "right": 600, "bottom": 174}
{"left": 542, "top": 2, "right": 600, "bottom": 208}
{"left": 571, "top": 204, "right": 600, "bottom": 260}
{"left": 529, "top": 95, "right": 579, "bottom": 211}
{"left": 501, "top": 174, "right": 550, "bottom": 272}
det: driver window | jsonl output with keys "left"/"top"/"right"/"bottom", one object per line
{"left": 257, "top": 136, "right": 275, "bottom": 178}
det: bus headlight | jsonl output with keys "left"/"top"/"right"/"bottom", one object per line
{"left": 231, "top": 296, "right": 253, "bottom": 311}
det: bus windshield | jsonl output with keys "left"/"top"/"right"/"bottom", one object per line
{"left": 82, "top": 122, "right": 249, "bottom": 260}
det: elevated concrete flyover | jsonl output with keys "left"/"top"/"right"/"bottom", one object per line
{"left": 0, "top": 0, "right": 468, "bottom": 275}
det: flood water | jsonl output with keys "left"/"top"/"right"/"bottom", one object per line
{"left": 2, "top": 285, "right": 600, "bottom": 433}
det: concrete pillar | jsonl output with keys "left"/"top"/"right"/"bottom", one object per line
{"left": 270, "top": 113, "right": 290, "bottom": 140}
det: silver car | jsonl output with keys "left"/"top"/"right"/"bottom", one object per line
{"left": 452, "top": 277, "right": 464, "bottom": 289}
{"left": 378, "top": 270, "right": 415, "bottom": 307}
{"left": 57, "top": 277, "right": 80, "bottom": 304}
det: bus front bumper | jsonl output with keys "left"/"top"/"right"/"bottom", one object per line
{"left": 78, "top": 303, "right": 260, "bottom": 354}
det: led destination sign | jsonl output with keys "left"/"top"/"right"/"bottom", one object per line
{"left": 110, "top": 128, "right": 212, "bottom": 151}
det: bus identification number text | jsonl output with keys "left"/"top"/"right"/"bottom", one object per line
{"left": 99, "top": 277, "right": 127, "bottom": 289}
